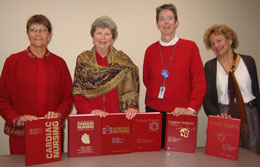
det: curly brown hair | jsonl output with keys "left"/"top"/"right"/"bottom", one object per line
{"left": 203, "top": 24, "right": 239, "bottom": 50}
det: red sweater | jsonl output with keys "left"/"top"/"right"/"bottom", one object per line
{"left": 73, "top": 52, "right": 121, "bottom": 114}
{"left": 143, "top": 39, "right": 206, "bottom": 112}
{"left": 0, "top": 49, "right": 73, "bottom": 130}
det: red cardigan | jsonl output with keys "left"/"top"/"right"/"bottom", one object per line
{"left": 0, "top": 48, "right": 73, "bottom": 136}
{"left": 143, "top": 39, "right": 206, "bottom": 112}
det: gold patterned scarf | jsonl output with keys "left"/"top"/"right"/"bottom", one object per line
{"left": 73, "top": 46, "right": 139, "bottom": 111}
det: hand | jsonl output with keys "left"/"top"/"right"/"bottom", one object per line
{"left": 16, "top": 115, "right": 38, "bottom": 126}
{"left": 217, "top": 113, "right": 232, "bottom": 119}
{"left": 171, "top": 107, "right": 196, "bottom": 117}
{"left": 91, "top": 109, "right": 108, "bottom": 118}
{"left": 124, "top": 107, "right": 138, "bottom": 120}
{"left": 44, "top": 111, "right": 61, "bottom": 119}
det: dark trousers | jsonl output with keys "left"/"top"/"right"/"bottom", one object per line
{"left": 145, "top": 106, "right": 166, "bottom": 148}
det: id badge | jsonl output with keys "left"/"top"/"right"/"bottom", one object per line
{"left": 158, "top": 86, "right": 165, "bottom": 99}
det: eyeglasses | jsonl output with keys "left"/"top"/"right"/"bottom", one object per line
{"left": 29, "top": 27, "right": 48, "bottom": 34}
{"left": 158, "top": 16, "right": 175, "bottom": 22}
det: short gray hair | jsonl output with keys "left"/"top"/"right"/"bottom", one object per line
{"left": 156, "top": 4, "right": 178, "bottom": 22}
{"left": 90, "top": 16, "right": 118, "bottom": 40}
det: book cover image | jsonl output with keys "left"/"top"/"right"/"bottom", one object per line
{"left": 68, "top": 114, "right": 102, "bottom": 157}
{"left": 206, "top": 115, "right": 241, "bottom": 161}
{"left": 101, "top": 113, "right": 132, "bottom": 155}
{"left": 132, "top": 112, "right": 162, "bottom": 152}
{"left": 25, "top": 118, "right": 61, "bottom": 166}
{"left": 165, "top": 114, "right": 197, "bottom": 153}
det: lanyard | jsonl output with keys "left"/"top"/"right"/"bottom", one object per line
{"left": 159, "top": 42, "right": 177, "bottom": 80}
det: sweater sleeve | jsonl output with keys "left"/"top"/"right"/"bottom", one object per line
{"left": 187, "top": 43, "right": 206, "bottom": 111}
{"left": 143, "top": 48, "right": 151, "bottom": 88}
{"left": 55, "top": 60, "right": 73, "bottom": 120}
{"left": 0, "top": 57, "right": 20, "bottom": 126}
{"left": 73, "top": 95, "right": 93, "bottom": 114}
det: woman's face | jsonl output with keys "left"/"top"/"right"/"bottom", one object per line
{"left": 27, "top": 24, "right": 52, "bottom": 49}
{"left": 209, "top": 33, "right": 233, "bottom": 57}
{"left": 93, "top": 27, "right": 114, "bottom": 52}
{"left": 156, "top": 9, "right": 178, "bottom": 37}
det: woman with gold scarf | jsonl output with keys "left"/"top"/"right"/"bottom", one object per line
{"left": 73, "top": 16, "right": 139, "bottom": 119}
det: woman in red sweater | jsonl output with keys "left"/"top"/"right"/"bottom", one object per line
{"left": 143, "top": 3, "right": 206, "bottom": 148}
{"left": 0, "top": 15, "right": 73, "bottom": 154}
{"left": 73, "top": 16, "right": 139, "bottom": 119}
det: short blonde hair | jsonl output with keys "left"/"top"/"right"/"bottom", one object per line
{"left": 203, "top": 24, "right": 239, "bottom": 50}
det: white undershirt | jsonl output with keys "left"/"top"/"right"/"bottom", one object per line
{"left": 216, "top": 58, "right": 255, "bottom": 104}
{"left": 159, "top": 35, "right": 179, "bottom": 46}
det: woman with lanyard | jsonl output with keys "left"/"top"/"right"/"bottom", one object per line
{"left": 143, "top": 3, "right": 206, "bottom": 148}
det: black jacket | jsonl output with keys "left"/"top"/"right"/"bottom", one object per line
{"left": 203, "top": 54, "right": 260, "bottom": 128}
